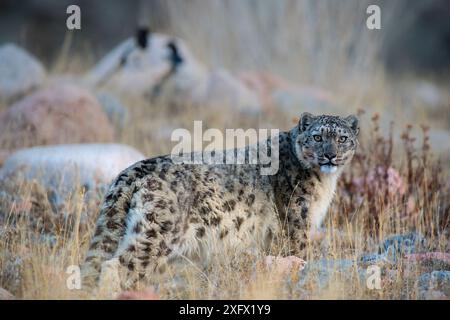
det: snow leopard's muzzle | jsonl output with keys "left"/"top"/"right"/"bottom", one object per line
{"left": 295, "top": 113, "right": 360, "bottom": 174}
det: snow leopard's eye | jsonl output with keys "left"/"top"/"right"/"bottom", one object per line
{"left": 338, "top": 136, "right": 348, "bottom": 143}
{"left": 313, "top": 135, "right": 322, "bottom": 142}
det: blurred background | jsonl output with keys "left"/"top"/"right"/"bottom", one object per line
{"left": 1, "top": 0, "right": 449, "bottom": 75}
{"left": 0, "top": 1, "right": 449, "bottom": 300}
{"left": 0, "top": 0, "right": 449, "bottom": 160}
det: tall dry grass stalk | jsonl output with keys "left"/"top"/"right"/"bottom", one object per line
{"left": 146, "top": 0, "right": 399, "bottom": 84}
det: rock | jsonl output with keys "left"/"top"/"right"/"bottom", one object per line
{"left": 265, "top": 256, "right": 307, "bottom": 273}
{"left": 358, "top": 252, "right": 393, "bottom": 266}
{"left": 415, "top": 81, "right": 445, "bottom": 110}
{"left": 405, "top": 252, "right": 450, "bottom": 269}
{"left": 117, "top": 287, "right": 159, "bottom": 300}
{"left": 271, "top": 86, "right": 340, "bottom": 117}
{"left": 420, "top": 289, "right": 447, "bottom": 300}
{"left": 0, "top": 287, "right": 15, "bottom": 300}
{"left": 0, "top": 144, "right": 145, "bottom": 210}
{"left": 238, "top": 71, "right": 338, "bottom": 116}
{"left": 85, "top": 32, "right": 198, "bottom": 98}
{"left": 426, "top": 129, "right": 450, "bottom": 160}
{"left": 0, "top": 84, "right": 115, "bottom": 149}
{"left": 378, "top": 232, "right": 426, "bottom": 257}
{"left": 360, "top": 232, "right": 426, "bottom": 265}
{"left": 0, "top": 43, "right": 46, "bottom": 103}
{"left": 418, "top": 271, "right": 450, "bottom": 297}
{"left": 238, "top": 71, "right": 292, "bottom": 111}
{"left": 86, "top": 31, "right": 262, "bottom": 114}
{"left": 0, "top": 149, "right": 13, "bottom": 166}
{"left": 297, "top": 259, "right": 365, "bottom": 290}
{"left": 190, "top": 69, "right": 262, "bottom": 115}
{"left": 95, "top": 92, "right": 129, "bottom": 132}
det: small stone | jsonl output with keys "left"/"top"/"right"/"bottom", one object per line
{"left": 265, "top": 255, "right": 307, "bottom": 273}
{"left": 0, "top": 287, "right": 15, "bottom": 300}
{"left": 117, "top": 287, "right": 159, "bottom": 300}
{"left": 358, "top": 253, "right": 391, "bottom": 267}
{"left": 297, "top": 259, "right": 365, "bottom": 291}
{"left": 418, "top": 271, "right": 450, "bottom": 295}
{"left": 378, "top": 232, "right": 426, "bottom": 260}
{"left": 405, "top": 252, "right": 450, "bottom": 269}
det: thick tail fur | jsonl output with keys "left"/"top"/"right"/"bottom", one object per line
{"left": 80, "top": 171, "right": 137, "bottom": 289}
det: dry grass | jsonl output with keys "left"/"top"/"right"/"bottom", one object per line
{"left": 0, "top": 103, "right": 448, "bottom": 299}
{"left": 0, "top": 0, "right": 449, "bottom": 300}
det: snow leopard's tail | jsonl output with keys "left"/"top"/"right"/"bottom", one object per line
{"left": 80, "top": 165, "right": 141, "bottom": 290}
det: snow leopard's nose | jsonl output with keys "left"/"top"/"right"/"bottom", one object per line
{"left": 324, "top": 153, "right": 337, "bottom": 161}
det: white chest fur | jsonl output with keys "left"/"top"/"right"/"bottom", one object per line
{"left": 308, "top": 171, "right": 339, "bottom": 231}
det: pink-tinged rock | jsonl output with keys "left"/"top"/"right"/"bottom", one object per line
{"left": 191, "top": 69, "right": 261, "bottom": 114}
{"left": 265, "top": 255, "right": 307, "bottom": 273}
{"left": 405, "top": 252, "right": 450, "bottom": 266}
{"left": 117, "top": 287, "right": 159, "bottom": 300}
{"left": 238, "top": 71, "right": 337, "bottom": 116}
{"left": 238, "top": 71, "right": 291, "bottom": 111}
{"left": 0, "top": 83, "right": 114, "bottom": 149}
{"left": 352, "top": 166, "right": 406, "bottom": 197}
{"left": 0, "top": 287, "right": 15, "bottom": 300}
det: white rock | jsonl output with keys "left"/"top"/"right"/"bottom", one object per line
{"left": 0, "top": 287, "right": 15, "bottom": 300}
{"left": 85, "top": 32, "right": 262, "bottom": 114}
{"left": 85, "top": 33, "right": 206, "bottom": 98}
{"left": 426, "top": 129, "right": 450, "bottom": 157}
{"left": 415, "top": 81, "right": 445, "bottom": 109}
{"left": 0, "top": 43, "right": 46, "bottom": 102}
{"left": 0, "top": 144, "right": 145, "bottom": 207}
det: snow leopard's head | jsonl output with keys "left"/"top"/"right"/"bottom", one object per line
{"left": 293, "top": 113, "right": 359, "bottom": 174}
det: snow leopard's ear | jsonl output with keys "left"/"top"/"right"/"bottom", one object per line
{"left": 299, "top": 112, "right": 316, "bottom": 132}
{"left": 345, "top": 115, "right": 359, "bottom": 136}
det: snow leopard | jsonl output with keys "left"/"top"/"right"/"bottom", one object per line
{"left": 81, "top": 112, "right": 359, "bottom": 290}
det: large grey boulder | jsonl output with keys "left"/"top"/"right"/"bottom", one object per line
{"left": 0, "top": 43, "right": 46, "bottom": 102}
{"left": 359, "top": 232, "right": 426, "bottom": 265}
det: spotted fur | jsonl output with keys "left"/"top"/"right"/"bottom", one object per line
{"left": 81, "top": 113, "right": 359, "bottom": 290}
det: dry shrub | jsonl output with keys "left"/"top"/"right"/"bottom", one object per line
{"left": 337, "top": 111, "right": 449, "bottom": 246}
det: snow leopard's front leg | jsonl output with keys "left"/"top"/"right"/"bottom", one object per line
{"left": 284, "top": 200, "right": 310, "bottom": 254}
